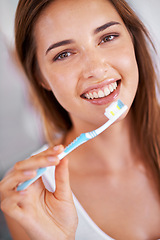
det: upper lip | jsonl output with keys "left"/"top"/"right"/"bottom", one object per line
{"left": 81, "top": 78, "right": 120, "bottom": 96}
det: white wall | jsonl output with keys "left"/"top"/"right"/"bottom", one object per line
{"left": 127, "top": 0, "right": 160, "bottom": 55}
{"left": 0, "top": 0, "right": 43, "bottom": 179}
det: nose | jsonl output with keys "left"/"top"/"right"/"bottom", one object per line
{"left": 81, "top": 50, "right": 108, "bottom": 80}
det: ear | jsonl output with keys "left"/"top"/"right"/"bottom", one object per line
{"left": 40, "top": 80, "right": 52, "bottom": 91}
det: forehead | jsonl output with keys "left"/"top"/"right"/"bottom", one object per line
{"left": 34, "top": 0, "right": 123, "bottom": 48}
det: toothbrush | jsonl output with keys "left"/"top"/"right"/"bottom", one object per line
{"left": 17, "top": 99, "right": 127, "bottom": 192}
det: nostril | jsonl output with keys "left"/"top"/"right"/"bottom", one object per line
{"left": 82, "top": 66, "right": 108, "bottom": 80}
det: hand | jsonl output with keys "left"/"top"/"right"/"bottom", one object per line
{"left": 0, "top": 146, "right": 78, "bottom": 240}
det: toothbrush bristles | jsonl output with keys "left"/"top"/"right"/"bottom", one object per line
{"left": 104, "top": 100, "right": 125, "bottom": 119}
{"left": 117, "top": 99, "right": 124, "bottom": 109}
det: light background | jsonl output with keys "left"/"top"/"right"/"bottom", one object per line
{"left": 0, "top": 0, "right": 160, "bottom": 179}
{"left": 0, "top": 0, "right": 160, "bottom": 178}
{"left": 0, "top": 1, "right": 160, "bottom": 239}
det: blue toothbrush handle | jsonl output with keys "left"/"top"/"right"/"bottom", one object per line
{"left": 58, "top": 133, "right": 91, "bottom": 159}
{"left": 17, "top": 133, "right": 91, "bottom": 191}
{"left": 17, "top": 167, "right": 47, "bottom": 191}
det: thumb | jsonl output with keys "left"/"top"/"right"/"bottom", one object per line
{"left": 54, "top": 157, "right": 72, "bottom": 201}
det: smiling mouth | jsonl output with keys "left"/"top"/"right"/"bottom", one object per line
{"left": 81, "top": 80, "right": 120, "bottom": 100}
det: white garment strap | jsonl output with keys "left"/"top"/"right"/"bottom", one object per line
{"left": 31, "top": 144, "right": 56, "bottom": 193}
{"left": 42, "top": 166, "right": 56, "bottom": 192}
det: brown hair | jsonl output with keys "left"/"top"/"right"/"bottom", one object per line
{"left": 15, "top": 0, "right": 160, "bottom": 185}
{"left": 110, "top": 0, "right": 160, "bottom": 187}
{"left": 15, "top": 0, "right": 72, "bottom": 144}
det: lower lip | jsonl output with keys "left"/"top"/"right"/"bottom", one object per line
{"left": 82, "top": 81, "right": 121, "bottom": 105}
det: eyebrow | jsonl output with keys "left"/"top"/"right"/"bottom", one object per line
{"left": 93, "top": 21, "right": 120, "bottom": 34}
{"left": 46, "top": 39, "right": 75, "bottom": 55}
{"left": 46, "top": 21, "right": 120, "bottom": 55}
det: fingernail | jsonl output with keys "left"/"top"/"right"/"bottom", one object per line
{"left": 53, "top": 145, "right": 62, "bottom": 151}
{"left": 48, "top": 156, "right": 58, "bottom": 162}
{"left": 23, "top": 170, "right": 35, "bottom": 176}
{"left": 19, "top": 190, "right": 27, "bottom": 195}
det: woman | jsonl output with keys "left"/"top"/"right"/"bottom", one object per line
{"left": 0, "top": 0, "right": 160, "bottom": 239}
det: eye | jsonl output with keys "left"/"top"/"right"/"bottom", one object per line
{"left": 99, "top": 34, "right": 119, "bottom": 45}
{"left": 54, "top": 51, "right": 72, "bottom": 61}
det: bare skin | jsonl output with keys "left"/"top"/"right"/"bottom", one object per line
{"left": 0, "top": 146, "right": 78, "bottom": 240}
{"left": 67, "top": 118, "right": 160, "bottom": 240}
{"left": 0, "top": 0, "right": 160, "bottom": 239}
{"left": 2, "top": 113, "right": 159, "bottom": 240}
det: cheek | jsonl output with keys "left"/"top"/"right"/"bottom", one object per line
{"left": 109, "top": 41, "right": 139, "bottom": 109}
{"left": 44, "top": 69, "right": 79, "bottom": 111}
{"left": 47, "top": 63, "right": 78, "bottom": 86}
{"left": 114, "top": 44, "right": 139, "bottom": 86}
{"left": 43, "top": 66, "right": 71, "bottom": 92}
{"left": 37, "top": 53, "right": 81, "bottom": 112}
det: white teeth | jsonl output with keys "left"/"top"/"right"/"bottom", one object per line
{"left": 112, "top": 82, "right": 117, "bottom": 89}
{"left": 84, "top": 81, "right": 118, "bottom": 99}
{"left": 108, "top": 84, "right": 114, "bottom": 92}
{"left": 86, "top": 93, "right": 90, "bottom": 99}
{"left": 93, "top": 92, "right": 98, "bottom": 98}
{"left": 98, "top": 90, "right": 105, "bottom": 98}
{"left": 89, "top": 92, "right": 93, "bottom": 99}
{"left": 104, "top": 87, "right": 110, "bottom": 96}
{"left": 112, "top": 83, "right": 115, "bottom": 90}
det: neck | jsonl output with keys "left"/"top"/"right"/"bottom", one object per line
{"left": 65, "top": 110, "right": 143, "bottom": 174}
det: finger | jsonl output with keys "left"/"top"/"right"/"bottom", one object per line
{"left": 14, "top": 145, "right": 64, "bottom": 171}
{"left": 0, "top": 191, "right": 26, "bottom": 220}
{"left": 0, "top": 170, "right": 37, "bottom": 193}
{"left": 32, "top": 145, "right": 64, "bottom": 156}
{"left": 54, "top": 158, "right": 72, "bottom": 201}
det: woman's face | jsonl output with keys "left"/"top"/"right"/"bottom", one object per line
{"left": 35, "top": 0, "right": 139, "bottom": 128}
